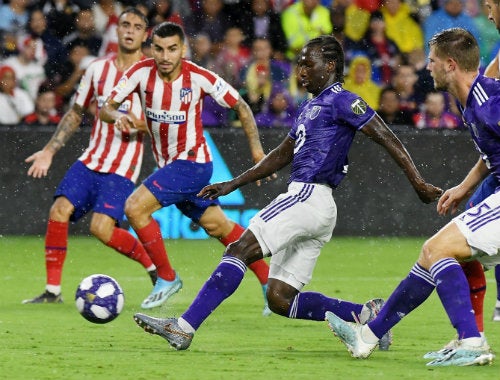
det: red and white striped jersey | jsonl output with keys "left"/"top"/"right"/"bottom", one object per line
{"left": 74, "top": 53, "right": 145, "bottom": 183}
{"left": 108, "top": 59, "right": 239, "bottom": 167}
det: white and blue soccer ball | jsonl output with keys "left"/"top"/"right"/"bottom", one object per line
{"left": 75, "top": 274, "right": 124, "bottom": 324}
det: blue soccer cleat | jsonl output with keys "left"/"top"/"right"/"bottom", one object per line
{"left": 423, "top": 338, "right": 458, "bottom": 360}
{"left": 426, "top": 340, "right": 494, "bottom": 367}
{"left": 140, "top": 274, "right": 182, "bottom": 309}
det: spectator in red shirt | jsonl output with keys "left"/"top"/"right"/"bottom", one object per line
{"left": 23, "top": 83, "right": 62, "bottom": 126}
{"left": 413, "top": 91, "right": 463, "bottom": 130}
{"left": 214, "top": 27, "right": 251, "bottom": 89}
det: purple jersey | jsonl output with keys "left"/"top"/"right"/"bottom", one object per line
{"left": 288, "top": 82, "right": 375, "bottom": 188}
{"left": 461, "top": 75, "right": 500, "bottom": 186}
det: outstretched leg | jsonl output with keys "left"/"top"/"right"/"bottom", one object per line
{"left": 134, "top": 229, "right": 263, "bottom": 349}
{"left": 219, "top": 223, "right": 270, "bottom": 315}
{"left": 200, "top": 207, "right": 270, "bottom": 315}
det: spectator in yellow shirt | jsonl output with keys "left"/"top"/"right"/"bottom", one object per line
{"left": 281, "top": 0, "right": 332, "bottom": 60}
{"left": 343, "top": 55, "right": 381, "bottom": 110}
{"left": 380, "top": 0, "right": 424, "bottom": 54}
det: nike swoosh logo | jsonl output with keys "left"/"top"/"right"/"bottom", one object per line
{"left": 153, "top": 180, "right": 163, "bottom": 190}
{"left": 104, "top": 203, "right": 116, "bottom": 209}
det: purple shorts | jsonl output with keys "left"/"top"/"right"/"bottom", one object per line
{"left": 55, "top": 160, "right": 135, "bottom": 222}
{"left": 143, "top": 160, "right": 219, "bottom": 223}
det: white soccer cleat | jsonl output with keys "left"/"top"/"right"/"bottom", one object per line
{"left": 325, "top": 311, "right": 378, "bottom": 359}
{"left": 358, "top": 298, "right": 392, "bottom": 351}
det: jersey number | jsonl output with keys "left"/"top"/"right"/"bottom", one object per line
{"left": 294, "top": 124, "right": 306, "bottom": 154}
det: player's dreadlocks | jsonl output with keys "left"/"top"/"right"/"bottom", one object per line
{"left": 306, "top": 35, "right": 345, "bottom": 83}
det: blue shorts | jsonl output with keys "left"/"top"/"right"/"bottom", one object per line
{"left": 467, "top": 174, "right": 499, "bottom": 209}
{"left": 55, "top": 160, "right": 135, "bottom": 222}
{"left": 143, "top": 160, "right": 219, "bottom": 223}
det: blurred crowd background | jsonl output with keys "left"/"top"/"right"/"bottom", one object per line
{"left": 0, "top": 0, "right": 494, "bottom": 130}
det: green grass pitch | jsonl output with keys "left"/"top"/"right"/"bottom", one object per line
{"left": 1, "top": 235, "right": 498, "bottom": 379}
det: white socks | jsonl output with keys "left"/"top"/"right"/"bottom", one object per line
{"left": 46, "top": 285, "right": 61, "bottom": 295}
{"left": 361, "top": 325, "right": 379, "bottom": 344}
{"left": 178, "top": 317, "right": 195, "bottom": 333}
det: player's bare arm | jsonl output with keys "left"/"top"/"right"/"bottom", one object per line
{"left": 99, "top": 97, "right": 139, "bottom": 132}
{"left": 25, "top": 103, "right": 84, "bottom": 178}
{"left": 437, "top": 157, "right": 490, "bottom": 215}
{"left": 199, "top": 136, "right": 295, "bottom": 200}
{"left": 361, "top": 114, "right": 443, "bottom": 203}
{"left": 232, "top": 96, "right": 266, "bottom": 163}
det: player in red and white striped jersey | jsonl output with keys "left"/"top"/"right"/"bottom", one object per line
{"left": 101, "top": 22, "right": 272, "bottom": 312}
{"left": 22, "top": 8, "right": 157, "bottom": 305}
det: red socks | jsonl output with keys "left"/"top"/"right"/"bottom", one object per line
{"left": 45, "top": 220, "right": 68, "bottom": 286}
{"left": 462, "top": 260, "right": 486, "bottom": 332}
{"left": 247, "top": 260, "right": 269, "bottom": 285}
{"left": 136, "top": 219, "right": 175, "bottom": 281}
{"left": 106, "top": 227, "right": 154, "bottom": 269}
{"left": 219, "top": 223, "right": 245, "bottom": 247}
{"left": 220, "top": 223, "right": 269, "bottom": 285}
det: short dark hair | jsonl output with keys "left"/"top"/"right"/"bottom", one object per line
{"left": 37, "top": 80, "right": 55, "bottom": 95}
{"left": 120, "top": 7, "right": 149, "bottom": 28}
{"left": 151, "top": 22, "right": 185, "bottom": 42}
{"left": 305, "top": 35, "right": 345, "bottom": 82}
{"left": 380, "top": 86, "right": 400, "bottom": 99}
{"left": 428, "top": 27, "right": 479, "bottom": 71}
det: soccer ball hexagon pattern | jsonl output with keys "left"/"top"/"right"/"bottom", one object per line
{"left": 75, "top": 274, "right": 124, "bottom": 324}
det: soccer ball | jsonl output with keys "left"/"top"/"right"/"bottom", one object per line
{"left": 75, "top": 274, "right": 124, "bottom": 324}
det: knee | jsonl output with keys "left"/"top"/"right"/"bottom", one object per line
{"left": 90, "top": 211, "right": 116, "bottom": 242}
{"left": 203, "top": 220, "right": 227, "bottom": 239}
{"left": 49, "top": 199, "right": 73, "bottom": 221}
{"left": 124, "top": 196, "right": 141, "bottom": 224}
{"left": 266, "top": 289, "right": 292, "bottom": 317}
{"left": 198, "top": 206, "right": 234, "bottom": 239}
{"left": 89, "top": 219, "right": 112, "bottom": 243}
{"left": 200, "top": 215, "right": 232, "bottom": 239}
{"left": 419, "top": 239, "right": 440, "bottom": 270}
{"left": 225, "top": 239, "right": 247, "bottom": 261}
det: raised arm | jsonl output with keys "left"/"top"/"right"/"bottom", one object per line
{"left": 199, "top": 136, "right": 295, "bottom": 200}
{"left": 25, "top": 103, "right": 84, "bottom": 178}
{"left": 361, "top": 114, "right": 442, "bottom": 203}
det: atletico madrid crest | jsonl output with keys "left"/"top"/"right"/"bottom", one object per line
{"left": 180, "top": 88, "right": 193, "bottom": 104}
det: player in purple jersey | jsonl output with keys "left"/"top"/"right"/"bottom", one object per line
{"left": 326, "top": 28, "right": 498, "bottom": 367}
{"left": 461, "top": 0, "right": 500, "bottom": 325}
{"left": 132, "top": 35, "right": 441, "bottom": 351}
{"left": 424, "top": 0, "right": 500, "bottom": 358}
